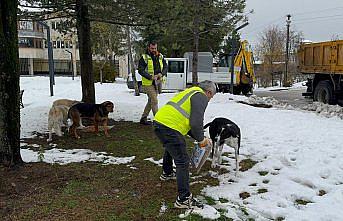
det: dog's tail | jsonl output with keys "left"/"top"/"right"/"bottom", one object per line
{"left": 203, "top": 121, "right": 212, "bottom": 129}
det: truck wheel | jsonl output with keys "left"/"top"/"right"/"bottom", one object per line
{"left": 314, "top": 80, "right": 336, "bottom": 104}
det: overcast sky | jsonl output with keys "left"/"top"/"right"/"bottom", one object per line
{"left": 240, "top": 0, "right": 343, "bottom": 48}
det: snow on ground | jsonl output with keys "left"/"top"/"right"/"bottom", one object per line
{"left": 22, "top": 148, "right": 135, "bottom": 165}
{"left": 254, "top": 81, "right": 307, "bottom": 92}
{"left": 20, "top": 76, "right": 343, "bottom": 220}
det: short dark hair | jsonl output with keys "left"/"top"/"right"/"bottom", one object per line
{"left": 148, "top": 41, "right": 157, "bottom": 46}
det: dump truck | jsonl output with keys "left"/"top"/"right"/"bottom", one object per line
{"left": 298, "top": 40, "right": 343, "bottom": 104}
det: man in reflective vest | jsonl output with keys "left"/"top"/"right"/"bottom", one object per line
{"left": 153, "top": 80, "right": 216, "bottom": 209}
{"left": 137, "top": 41, "right": 167, "bottom": 125}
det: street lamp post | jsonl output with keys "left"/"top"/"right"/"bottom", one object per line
{"left": 230, "top": 22, "right": 249, "bottom": 94}
{"left": 65, "top": 49, "right": 74, "bottom": 80}
{"left": 38, "top": 21, "right": 54, "bottom": 96}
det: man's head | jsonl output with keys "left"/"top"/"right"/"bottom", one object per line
{"left": 148, "top": 41, "right": 158, "bottom": 55}
{"left": 198, "top": 80, "right": 217, "bottom": 100}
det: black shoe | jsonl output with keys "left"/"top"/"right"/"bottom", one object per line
{"left": 160, "top": 171, "right": 176, "bottom": 181}
{"left": 174, "top": 194, "right": 204, "bottom": 209}
{"left": 140, "top": 118, "right": 151, "bottom": 125}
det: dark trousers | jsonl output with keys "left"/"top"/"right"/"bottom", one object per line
{"left": 154, "top": 122, "right": 190, "bottom": 200}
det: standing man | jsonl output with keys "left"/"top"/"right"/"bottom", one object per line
{"left": 153, "top": 80, "right": 216, "bottom": 209}
{"left": 138, "top": 41, "right": 167, "bottom": 125}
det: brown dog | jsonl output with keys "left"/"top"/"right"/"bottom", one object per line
{"left": 53, "top": 99, "right": 80, "bottom": 107}
{"left": 68, "top": 101, "right": 114, "bottom": 139}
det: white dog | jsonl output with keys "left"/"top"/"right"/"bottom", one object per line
{"left": 47, "top": 105, "right": 69, "bottom": 142}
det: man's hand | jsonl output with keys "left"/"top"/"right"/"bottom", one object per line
{"left": 199, "top": 137, "right": 212, "bottom": 148}
{"left": 154, "top": 73, "right": 162, "bottom": 80}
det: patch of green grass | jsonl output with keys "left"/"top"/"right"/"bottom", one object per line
{"left": 295, "top": 199, "right": 312, "bottom": 205}
{"left": 219, "top": 197, "right": 229, "bottom": 203}
{"left": 240, "top": 206, "right": 249, "bottom": 216}
{"left": 275, "top": 217, "right": 285, "bottom": 221}
{"left": 257, "top": 188, "right": 268, "bottom": 194}
{"left": 63, "top": 180, "right": 94, "bottom": 196}
{"left": 262, "top": 180, "right": 269, "bottom": 184}
{"left": 258, "top": 171, "right": 269, "bottom": 176}
{"left": 4, "top": 121, "right": 226, "bottom": 220}
{"left": 239, "top": 159, "right": 258, "bottom": 171}
{"left": 204, "top": 196, "right": 216, "bottom": 205}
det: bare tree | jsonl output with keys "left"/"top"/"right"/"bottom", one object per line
{"left": 255, "top": 25, "right": 302, "bottom": 87}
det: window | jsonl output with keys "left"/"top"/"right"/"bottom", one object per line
{"left": 51, "top": 21, "right": 55, "bottom": 30}
{"left": 18, "top": 37, "right": 34, "bottom": 48}
{"left": 53, "top": 41, "right": 57, "bottom": 48}
{"left": 69, "top": 41, "right": 73, "bottom": 48}
{"left": 168, "top": 61, "right": 185, "bottom": 73}
{"left": 19, "top": 21, "right": 33, "bottom": 30}
{"left": 65, "top": 41, "right": 70, "bottom": 48}
{"left": 61, "top": 41, "right": 65, "bottom": 48}
{"left": 57, "top": 41, "right": 61, "bottom": 48}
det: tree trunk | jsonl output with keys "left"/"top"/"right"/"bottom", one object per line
{"left": 0, "top": 0, "right": 23, "bottom": 166}
{"left": 76, "top": 0, "right": 95, "bottom": 103}
{"left": 192, "top": 0, "right": 200, "bottom": 85}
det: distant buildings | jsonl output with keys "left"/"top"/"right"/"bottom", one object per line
{"left": 18, "top": 20, "right": 79, "bottom": 76}
{"left": 18, "top": 19, "right": 129, "bottom": 78}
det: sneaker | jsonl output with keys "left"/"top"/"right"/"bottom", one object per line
{"left": 174, "top": 194, "right": 204, "bottom": 209}
{"left": 160, "top": 171, "right": 176, "bottom": 181}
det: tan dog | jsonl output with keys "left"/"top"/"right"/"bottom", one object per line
{"left": 47, "top": 105, "right": 70, "bottom": 142}
{"left": 52, "top": 99, "right": 80, "bottom": 107}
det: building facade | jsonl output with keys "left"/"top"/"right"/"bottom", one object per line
{"left": 18, "top": 19, "right": 130, "bottom": 79}
{"left": 18, "top": 20, "right": 80, "bottom": 76}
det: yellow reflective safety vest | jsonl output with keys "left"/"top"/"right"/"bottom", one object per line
{"left": 142, "top": 53, "right": 164, "bottom": 86}
{"left": 154, "top": 87, "right": 205, "bottom": 135}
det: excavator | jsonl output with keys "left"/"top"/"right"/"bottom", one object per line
{"left": 218, "top": 40, "right": 255, "bottom": 95}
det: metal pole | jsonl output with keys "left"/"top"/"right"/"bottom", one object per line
{"left": 285, "top": 14, "right": 291, "bottom": 86}
{"left": 65, "top": 50, "right": 74, "bottom": 80}
{"left": 71, "top": 52, "right": 74, "bottom": 80}
{"left": 38, "top": 21, "right": 54, "bottom": 96}
{"left": 230, "top": 42, "right": 235, "bottom": 94}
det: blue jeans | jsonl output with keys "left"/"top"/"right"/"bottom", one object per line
{"left": 154, "top": 122, "right": 190, "bottom": 200}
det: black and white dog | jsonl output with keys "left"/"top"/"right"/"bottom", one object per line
{"left": 204, "top": 117, "right": 241, "bottom": 174}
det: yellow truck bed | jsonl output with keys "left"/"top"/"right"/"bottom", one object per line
{"left": 298, "top": 40, "right": 343, "bottom": 74}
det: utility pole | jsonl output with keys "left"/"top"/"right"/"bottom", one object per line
{"left": 284, "top": 14, "right": 291, "bottom": 87}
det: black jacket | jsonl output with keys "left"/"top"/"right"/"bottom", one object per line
{"left": 138, "top": 51, "right": 167, "bottom": 80}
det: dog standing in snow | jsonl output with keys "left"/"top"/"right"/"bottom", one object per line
{"left": 47, "top": 105, "right": 70, "bottom": 142}
{"left": 204, "top": 117, "right": 241, "bottom": 174}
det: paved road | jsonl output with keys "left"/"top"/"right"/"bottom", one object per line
{"left": 254, "top": 87, "right": 313, "bottom": 108}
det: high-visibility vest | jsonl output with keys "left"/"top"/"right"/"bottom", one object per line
{"left": 141, "top": 54, "right": 164, "bottom": 86}
{"left": 154, "top": 87, "right": 205, "bottom": 135}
